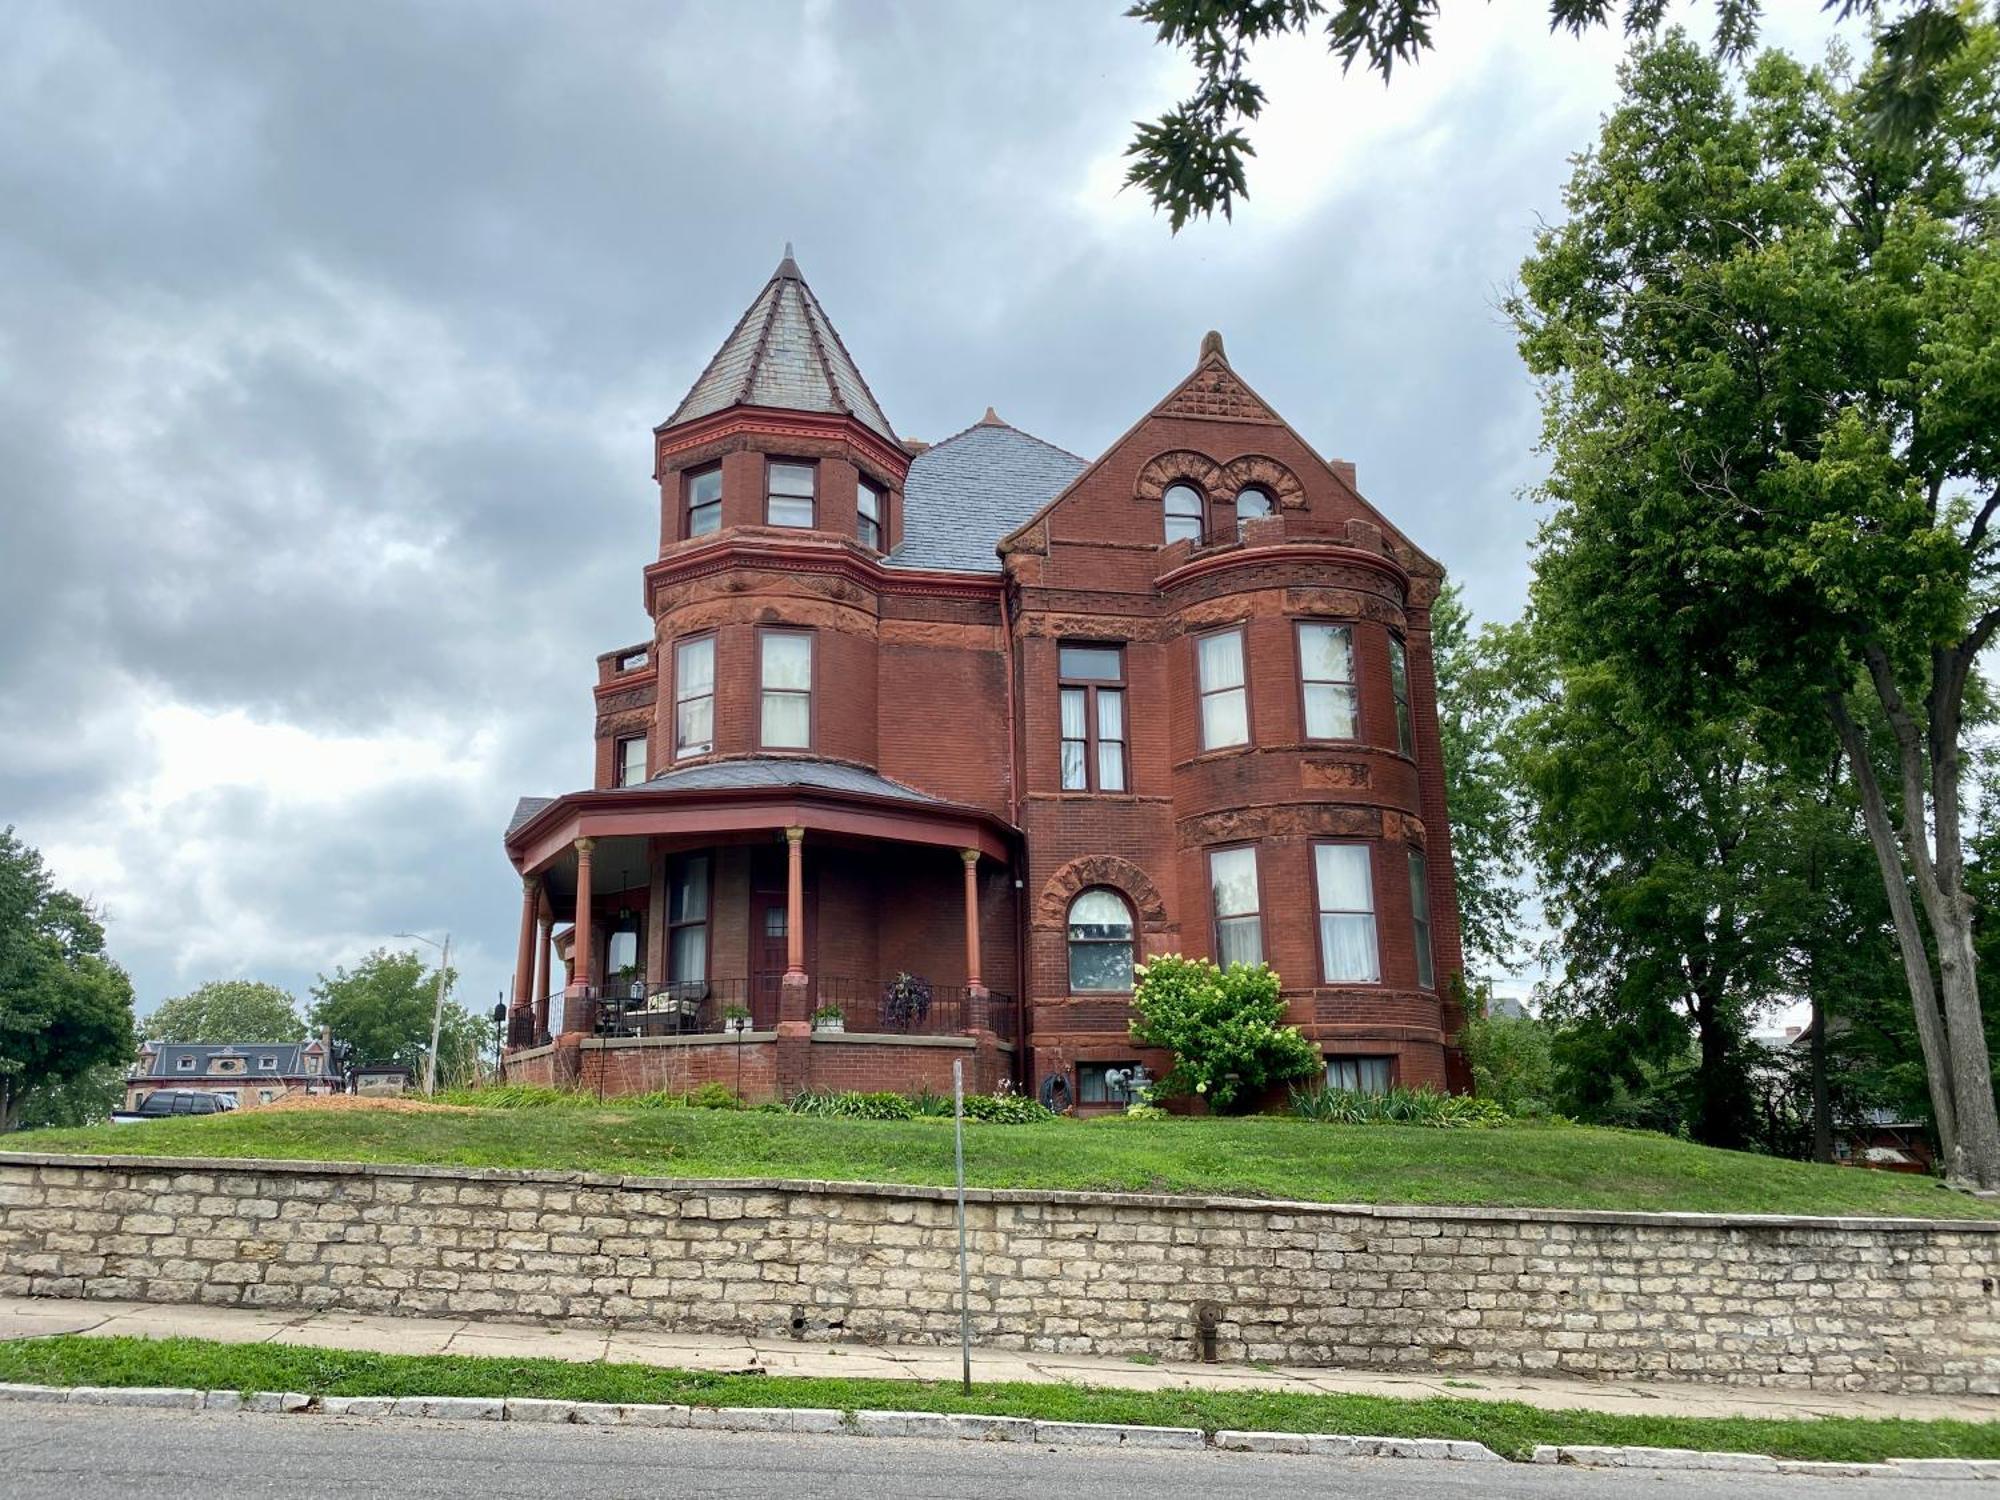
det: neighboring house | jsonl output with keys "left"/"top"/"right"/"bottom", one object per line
{"left": 501, "top": 250, "right": 1467, "bottom": 1106}
{"left": 125, "top": 1030, "right": 338, "bottom": 1112}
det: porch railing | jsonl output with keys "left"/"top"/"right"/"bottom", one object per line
{"left": 567, "top": 975, "right": 1016, "bottom": 1042}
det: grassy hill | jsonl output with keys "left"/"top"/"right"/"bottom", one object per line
{"left": 12, "top": 1100, "right": 1994, "bottom": 1219}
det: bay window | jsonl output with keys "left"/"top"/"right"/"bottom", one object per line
{"left": 1409, "top": 849, "right": 1435, "bottom": 989}
{"left": 685, "top": 465, "right": 722, "bottom": 538}
{"left": 767, "top": 460, "right": 815, "bottom": 527}
{"left": 857, "top": 476, "right": 884, "bottom": 550}
{"left": 1390, "top": 634, "right": 1413, "bottom": 754}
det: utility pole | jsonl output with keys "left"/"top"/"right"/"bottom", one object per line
{"left": 397, "top": 931, "right": 452, "bottom": 1096}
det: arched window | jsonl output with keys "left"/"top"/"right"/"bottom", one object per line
{"left": 1163, "top": 483, "right": 1205, "bottom": 545}
{"left": 1067, "top": 888, "right": 1135, "bottom": 992}
{"left": 1234, "top": 485, "right": 1273, "bottom": 535}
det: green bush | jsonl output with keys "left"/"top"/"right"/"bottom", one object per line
{"left": 440, "top": 1084, "right": 595, "bottom": 1110}
{"left": 625, "top": 1083, "right": 746, "bottom": 1111}
{"left": 1289, "top": 1084, "right": 1508, "bottom": 1128}
{"left": 784, "top": 1089, "right": 1054, "bottom": 1124}
{"left": 1128, "top": 955, "right": 1321, "bottom": 1112}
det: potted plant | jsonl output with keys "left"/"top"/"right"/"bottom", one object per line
{"left": 613, "top": 963, "right": 644, "bottom": 1000}
{"left": 722, "top": 1003, "right": 752, "bottom": 1036}
{"left": 880, "top": 971, "right": 932, "bottom": 1030}
{"left": 811, "top": 1004, "right": 845, "bottom": 1034}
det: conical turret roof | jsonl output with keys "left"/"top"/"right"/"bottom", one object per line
{"left": 665, "top": 246, "right": 897, "bottom": 444}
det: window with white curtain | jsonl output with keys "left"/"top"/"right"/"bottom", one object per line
{"left": 1197, "top": 628, "right": 1249, "bottom": 749}
{"left": 668, "top": 854, "right": 710, "bottom": 986}
{"left": 674, "top": 635, "right": 715, "bottom": 760}
{"left": 1297, "top": 622, "right": 1359, "bottom": 740}
{"left": 1327, "top": 1056, "right": 1392, "bottom": 1094}
{"left": 1314, "top": 843, "right": 1380, "bottom": 983}
{"left": 1208, "top": 847, "right": 1263, "bottom": 968}
{"left": 617, "top": 734, "right": 648, "bottom": 787}
{"left": 1058, "top": 644, "right": 1126, "bottom": 792}
{"left": 760, "top": 631, "right": 812, "bottom": 748}
{"left": 1409, "top": 849, "right": 1435, "bottom": 989}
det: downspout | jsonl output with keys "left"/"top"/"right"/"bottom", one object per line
{"left": 1002, "top": 580, "right": 1029, "bottom": 1090}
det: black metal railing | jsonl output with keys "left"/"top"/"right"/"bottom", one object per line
{"left": 568, "top": 975, "right": 1016, "bottom": 1042}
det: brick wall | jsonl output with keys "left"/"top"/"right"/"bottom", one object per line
{"left": 4, "top": 1152, "right": 1995, "bottom": 1396}
{"left": 503, "top": 1035, "right": 1004, "bottom": 1102}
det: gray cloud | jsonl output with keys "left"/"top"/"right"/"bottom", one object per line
{"left": 2, "top": 0, "right": 1854, "bottom": 1013}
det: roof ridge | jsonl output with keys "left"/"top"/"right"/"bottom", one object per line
{"left": 736, "top": 274, "right": 789, "bottom": 406}
{"left": 796, "top": 274, "right": 896, "bottom": 440}
{"left": 914, "top": 413, "right": 1086, "bottom": 465}
{"left": 666, "top": 276, "right": 777, "bottom": 428}
{"left": 795, "top": 279, "right": 856, "bottom": 421}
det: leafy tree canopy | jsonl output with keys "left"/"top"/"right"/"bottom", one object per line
{"left": 1123, "top": 0, "right": 1975, "bottom": 229}
{"left": 1431, "top": 583, "right": 1525, "bottom": 971}
{"left": 143, "top": 979, "right": 304, "bottom": 1044}
{"left": 307, "top": 948, "right": 484, "bottom": 1085}
{"left": 0, "top": 827, "right": 136, "bottom": 1130}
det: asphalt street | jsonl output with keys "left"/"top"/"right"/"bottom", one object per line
{"left": 0, "top": 1405, "right": 1982, "bottom": 1499}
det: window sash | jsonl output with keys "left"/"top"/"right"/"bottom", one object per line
{"left": 1315, "top": 844, "right": 1380, "bottom": 983}
{"left": 667, "top": 855, "right": 710, "bottom": 985}
{"left": 1059, "top": 648, "right": 1127, "bottom": 792}
{"left": 617, "top": 735, "right": 648, "bottom": 787}
{"left": 1198, "top": 629, "right": 1249, "bottom": 749}
{"left": 1299, "top": 622, "right": 1359, "bottom": 740}
{"left": 1067, "top": 890, "right": 1135, "bottom": 992}
{"left": 1163, "top": 483, "right": 1204, "bottom": 544}
{"left": 686, "top": 467, "right": 722, "bottom": 537}
{"left": 767, "top": 461, "right": 815, "bottom": 526}
{"left": 1209, "top": 846, "right": 1262, "bottom": 968}
{"left": 1390, "top": 635, "right": 1413, "bottom": 754}
{"left": 1409, "top": 850, "right": 1434, "bottom": 990}
{"left": 857, "top": 479, "right": 882, "bottom": 549}
{"left": 674, "top": 637, "right": 715, "bottom": 759}
{"left": 760, "top": 631, "right": 813, "bottom": 748}
{"left": 1327, "top": 1056, "right": 1391, "bottom": 1095}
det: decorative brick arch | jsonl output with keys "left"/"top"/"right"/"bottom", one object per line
{"left": 1036, "top": 855, "right": 1170, "bottom": 934}
{"left": 1218, "top": 454, "right": 1307, "bottom": 511}
{"left": 1134, "top": 451, "right": 1224, "bottom": 505}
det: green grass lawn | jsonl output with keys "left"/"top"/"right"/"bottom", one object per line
{"left": 13, "top": 1103, "right": 1994, "bottom": 1218}
{"left": 1, "top": 1334, "right": 1994, "bottom": 1463}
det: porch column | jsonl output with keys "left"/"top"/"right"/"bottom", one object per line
{"left": 960, "top": 848, "right": 984, "bottom": 993}
{"left": 531, "top": 910, "right": 552, "bottom": 1040}
{"left": 573, "top": 838, "right": 598, "bottom": 988}
{"left": 512, "top": 876, "right": 539, "bottom": 1018}
{"left": 784, "top": 825, "right": 806, "bottom": 978}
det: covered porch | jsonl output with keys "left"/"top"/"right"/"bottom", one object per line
{"left": 502, "top": 762, "right": 1019, "bottom": 1099}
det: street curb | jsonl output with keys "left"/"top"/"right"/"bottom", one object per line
{"left": 0, "top": 1384, "right": 1993, "bottom": 1474}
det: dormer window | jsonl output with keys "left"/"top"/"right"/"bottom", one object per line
{"left": 258, "top": 1056, "right": 278, "bottom": 1071}
{"left": 685, "top": 465, "right": 722, "bottom": 538}
{"left": 767, "top": 461, "right": 816, "bottom": 527}
{"left": 857, "top": 477, "right": 884, "bottom": 551}
{"left": 176, "top": 1055, "right": 196, "bottom": 1071}
{"left": 1163, "top": 483, "right": 1205, "bottom": 545}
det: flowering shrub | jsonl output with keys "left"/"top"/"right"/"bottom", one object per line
{"left": 1128, "top": 955, "right": 1321, "bottom": 1113}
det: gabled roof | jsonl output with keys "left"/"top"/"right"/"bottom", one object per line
{"left": 665, "top": 247, "right": 897, "bottom": 444}
{"left": 145, "top": 1042, "right": 319, "bottom": 1078}
{"left": 886, "top": 412, "right": 1086, "bottom": 574}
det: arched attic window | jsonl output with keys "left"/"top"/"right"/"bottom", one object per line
{"left": 1234, "top": 485, "right": 1273, "bottom": 534}
{"left": 1067, "top": 888, "right": 1135, "bottom": 992}
{"left": 1163, "top": 483, "right": 1205, "bottom": 545}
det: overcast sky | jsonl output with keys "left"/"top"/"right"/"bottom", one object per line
{"left": 1, "top": 0, "right": 1861, "bottom": 1022}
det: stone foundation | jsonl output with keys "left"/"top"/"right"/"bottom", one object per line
{"left": 1, "top": 1152, "right": 1995, "bottom": 1395}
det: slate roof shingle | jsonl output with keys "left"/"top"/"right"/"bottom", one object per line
{"left": 142, "top": 1042, "right": 320, "bottom": 1078}
{"left": 667, "top": 249, "right": 897, "bottom": 445}
{"left": 886, "top": 417, "right": 1085, "bottom": 575}
{"left": 637, "top": 756, "right": 942, "bottom": 804}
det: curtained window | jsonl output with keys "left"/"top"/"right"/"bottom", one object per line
{"left": 760, "top": 631, "right": 813, "bottom": 748}
{"left": 1314, "top": 843, "right": 1380, "bottom": 983}
{"left": 674, "top": 635, "right": 715, "bottom": 759}
{"left": 1067, "top": 888, "right": 1135, "bottom": 992}
{"left": 1209, "top": 846, "right": 1263, "bottom": 968}
{"left": 1197, "top": 628, "right": 1249, "bottom": 749}
{"left": 1297, "top": 622, "right": 1359, "bottom": 740}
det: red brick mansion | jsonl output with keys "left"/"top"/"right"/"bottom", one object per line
{"left": 502, "top": 250, "right": 1467, "bottom": 1107}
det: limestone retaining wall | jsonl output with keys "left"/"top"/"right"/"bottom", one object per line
{"left": 1, "top": 1152, "right": 1995, "bottom": 1395}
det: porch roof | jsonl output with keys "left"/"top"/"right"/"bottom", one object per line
{"left": 505, "top": 755, "right": 1015, "bottom": 874}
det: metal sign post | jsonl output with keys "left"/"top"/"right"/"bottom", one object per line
{"left": 954, "top": 1057, "right": 971, "bottom": 1394}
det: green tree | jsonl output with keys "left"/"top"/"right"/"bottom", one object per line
{"left": 1431, "top": 583, "right": 1525, "bottom": 971}
{"left": 1122, "top": 0, "right": 1972, "bottom": 229}
{"left": 144, "top": 979, "right": 304, "bottom": 1043}
{"left": 0, "top": 827, "right": 137, "bottom": 1131}
{"left": 1511, "top": 24, "right": 2000, "bottom": 1183}
{"left": 1128, "top": 955, "right": 1322, "bottom": 1111}
{"left": 1460, "top": 1006, "right": 1556, "bottom": 1117}
{"left": 307, "top": 948, "right": 482, "bottom": 1083}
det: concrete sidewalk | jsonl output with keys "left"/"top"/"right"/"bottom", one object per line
{"left": 0, "top": 1295, "right": 1991, "bottom": 1427}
